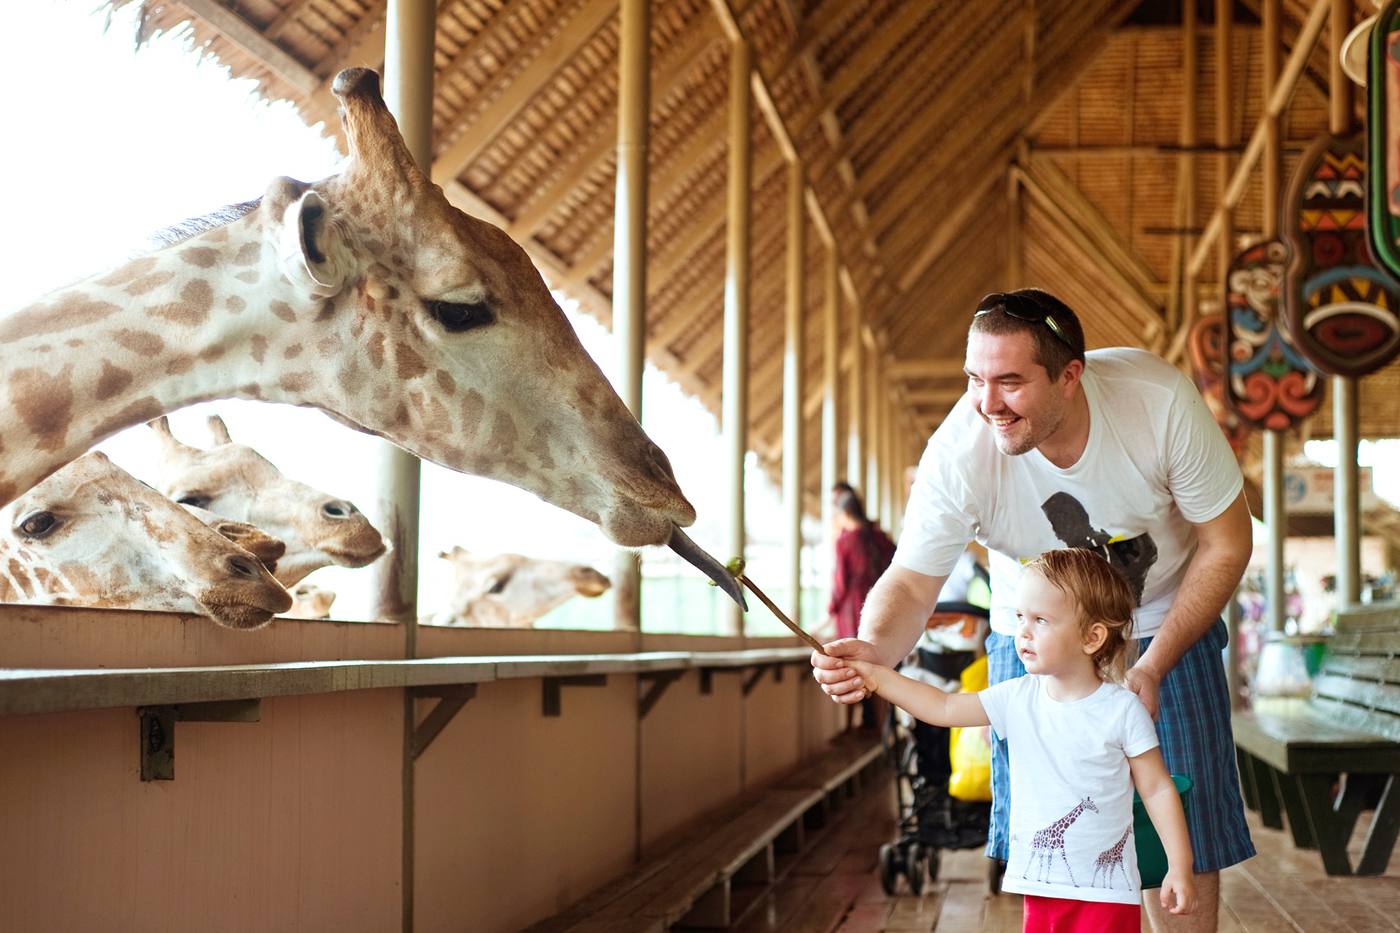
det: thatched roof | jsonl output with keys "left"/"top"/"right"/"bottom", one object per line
{"left": 105, "top": 0, "right": 1399, "bottom": 500}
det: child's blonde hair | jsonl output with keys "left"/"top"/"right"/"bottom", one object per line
{"left": 1024, "top": 548, "right": 1138, "bottom": 683}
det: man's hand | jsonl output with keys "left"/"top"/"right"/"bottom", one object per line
{"left": 811, "top": 638, "right": 883, "bottom": 704}
{"left": 1125, "top": 664, "right": 1162, "bottom": 719}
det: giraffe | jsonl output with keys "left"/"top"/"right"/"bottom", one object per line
{"left": 183, "top": 502, "right": 288, "bottom": 573}
{"left": 1090, "top": 824, "right": 1133, "bottom": 890}
{"left": 147, "top": 415, "right": 386, "bottom": 586}
{"left": 285, "top": 582, "right": 337, "bottom": 620}
{"left": 434, "top": 546, "right": 610, "bottom": 627}
{"left": 1024, "top": 796, "right": 1099, "bottom": 886}
{"left": 0, "top": 452, "right": 292, "bottom": 627}
{"left": 0, "top": 68, "right": 743, "bottom": 608}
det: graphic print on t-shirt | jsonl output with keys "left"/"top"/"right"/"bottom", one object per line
{"left": 1040, "top": 491, "right": 1159, "bottom": 603}
{"left": 1025, "top": 797, "right": 1099, "bottom": 886}
{"left": 1091, "top": 825, "right": 1134, "bottom": 889}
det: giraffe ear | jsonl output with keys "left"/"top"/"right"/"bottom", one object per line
{"left": 206, "top": 415, "right": 234, "bottom": 446}
{"left": 278, "top": 190, "right": 354, "bottom": 298}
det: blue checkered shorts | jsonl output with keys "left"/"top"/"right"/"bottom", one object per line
{"left": 985, "top": 619, "right": 1255, "bottom": 873}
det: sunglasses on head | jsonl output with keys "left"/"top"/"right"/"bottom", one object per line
{"left": 973, "top": 292, "right": 1073, "bottom": 349}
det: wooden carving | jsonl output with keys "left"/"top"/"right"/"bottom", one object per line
{"left": 1187, "top": 312, "right": 1249, "bottom": 460}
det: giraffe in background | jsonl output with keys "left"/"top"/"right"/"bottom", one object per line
{"left": 1025, "top": 797, "right": 1099, "bottom": 886}
{"left": 1091, "top": 824, "right": 1133, "bottom": 890}
{"left": 0, "top": 68, "right": 740, "bottom": 605}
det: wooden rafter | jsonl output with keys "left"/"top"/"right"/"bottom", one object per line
{"left": 180, "top": 0, "right": 320, "bottom": 95}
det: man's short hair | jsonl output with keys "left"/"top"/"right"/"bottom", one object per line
{"left": 969, "top": 289, "right": 1086, "bottom": 378}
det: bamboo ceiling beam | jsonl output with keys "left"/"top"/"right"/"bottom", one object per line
{"left": 181, "top": 0, "right": 320, "bottom": 96}
{"left": 770, "top": 0, "right": 865, "bottom": 81}
{"left": 906, "top": 388, "right": 967, "bottom": 408}
{"left": 430, "top": 0, "right": 618, "bottom": 185}
{"left": 887, "top": 359, "right": 969, "bottom": 381}
{"left": 892, "top": 170, "right": 1004, "bottom": 294}
{"left": 789, "top": 2, "right": 933, "bottom": 141}
{"left": 312, "top": 4, "right": 387, "bottom": 80}
{"left": 507, "top": 19, "right": 723, "bottom": 236}
{"left": 1184, "top": 0, "right": 1329, "bottom": 279}
{"left": 263, "top": 0, "right": 319, "bottom": 40}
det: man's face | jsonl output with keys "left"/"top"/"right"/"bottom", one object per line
{"left": 964, "top": 329, "right": 1075, "bottom": 456}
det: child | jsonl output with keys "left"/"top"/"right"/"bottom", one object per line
{"left": 842, "top": 548, "right": 1195, "bottom": 931}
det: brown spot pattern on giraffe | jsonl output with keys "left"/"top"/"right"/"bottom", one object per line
{"left": 111, "top": 329, "right": 165, "bottom": 356}
{"left": 395, "top": 342, "right": 427, "bottom": 379}
{"left": 9, "top": 366, "right": 74, "bottom": 452}
{"left": 279, "top": 372, "right": 312, "bottom": 393}
{"left": 271, "top": 302, "right": 297, "bottom": 324}
{"left": 284, "top": 344, "right": 304, "bottom": 360}
{"left": 227, "top": 295, "right": 246, "bottom": 313}
{"left": 368, "top": 332, "right": 385, "bottom": 369}
{"left": 147, "top": 280, "right": 214, "bottom": 326}
{"left": 234, "top": 242, "right": 261, "bottom": 266}
{"left": 0, "top": 294, "right": 120, "bottom": 343}
{"left": 95, "top": 361, "right": 133, "bottom": 401}
{"left": 234, "top": 270, "right": 260, "bottom": 284}
{"left": 180, "top": 247, "right": 219, "bottom": 268}
{"left": 123, "top": 271, "right": 177, "bottom": 296}
{"left": 435, "top": 370, "right": 457, "bottom": 396}
{"left": 95, "top": 257, "right": 157, "bottom": 287}
{"left": 249, "top": 335, "right": 268, "bottom": 364}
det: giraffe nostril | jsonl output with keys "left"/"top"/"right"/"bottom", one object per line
{"left": 226, "top": 556, "right": 259, "bottom": 578}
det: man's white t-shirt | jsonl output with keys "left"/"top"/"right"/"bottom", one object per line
{"left": 895, "top": 348, "right": 1243, "bottom": 637}
{"left": 979, "top": 676, "right": 1160, "bottom": 904}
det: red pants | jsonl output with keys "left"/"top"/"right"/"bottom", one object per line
{"left": 1022, "top": 894, "right": 1140, "bottom": 932}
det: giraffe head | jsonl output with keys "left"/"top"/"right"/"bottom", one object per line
{"left": 239, "top": 68, "right": 740, "bottom": 606}
{"left": 147, "top": 416, "right": 387, "bottom": 586}
{"left": 285, "top": 582, "right": 337, "bottom": 620}
{"left": 437, "top": 546, "right": 611, "bottom": 627}
{"left": 0, "top": 452, "right": 292, "bottom": 627}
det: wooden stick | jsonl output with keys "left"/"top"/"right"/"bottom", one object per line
{"left": 738, "top": 575, "right": 828, "bottom": 655}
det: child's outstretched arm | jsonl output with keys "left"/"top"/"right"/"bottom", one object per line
{"left": 842, "top": 660, "right": 990, "bottom": 728}
{"left": 1128, "top": 748, "right": 1196, "bottom": 915}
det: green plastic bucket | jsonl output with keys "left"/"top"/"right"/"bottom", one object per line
{"left": 1133, "top": 774, "right": 1193, "bottom": 889}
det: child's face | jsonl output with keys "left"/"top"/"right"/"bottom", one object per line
{"left": 1013, "top": 572, "right": 1094, "bottom": 677}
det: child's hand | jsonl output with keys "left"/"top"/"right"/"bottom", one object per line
{"left": 1158, "top": 868, "right": 1196, "bottom": 915}
{"left": 840, "top": 658, "right": 883, "bottom": 697}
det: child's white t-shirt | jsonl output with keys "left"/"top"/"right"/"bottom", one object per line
{"left": 978, "top": 675, "right": 1160, "bottom": 905}
{"left": 894, "top": 348, "right": 1243, "bottom": 638}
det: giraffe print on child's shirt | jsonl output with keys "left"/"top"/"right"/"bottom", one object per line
{"left": 1024, "top": 797, "right": 1099, "bottom": 886}
{"left": 1091, "top": 824, "right": 1134, "bottom": 890}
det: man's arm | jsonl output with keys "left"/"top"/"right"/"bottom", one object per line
{"left": 811, "top": 564, "right": 946, "bottom": 703}
{"left": 1126, "top": 490, "right": 1251, "bottom": 717}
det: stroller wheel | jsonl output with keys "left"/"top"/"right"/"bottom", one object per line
{"left": 927, "top": 848, "right": 942, "bottom": 882}
{"left": 906, "top": 843, "right": 928, "bottom": 895}
{"left": 878, "top": 843, "right": 901, "bottom": 896}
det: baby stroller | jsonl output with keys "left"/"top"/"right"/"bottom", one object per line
{"left": 878, "top": 598, "right": 993, "bottom": 896}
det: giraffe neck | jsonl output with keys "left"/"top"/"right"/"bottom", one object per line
{"left": 1065, "top": 802, "right": 1088, "bottom": 824}
{"left": 0, "top": 221, "right": 291, "bottom": 505}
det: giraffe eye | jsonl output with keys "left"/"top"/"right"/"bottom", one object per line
{"left": 176, "top": 494, "right": 212, "bottom": 509}
{"left": 424, "top": 299, "right": 493, "bottom": 333}
{"left": 486, "top": 572, "right": 512, "bottom": 596}
{"left": 18, "top": 511, "right": 58, "bottom": 538}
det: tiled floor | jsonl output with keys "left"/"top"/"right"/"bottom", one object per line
{"left": 720, "top": 766, "right": 1400, "bottom": 932}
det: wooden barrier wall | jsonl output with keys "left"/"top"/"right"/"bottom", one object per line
{"left": 0, "top": 607, "right": 845, "bottom": 933}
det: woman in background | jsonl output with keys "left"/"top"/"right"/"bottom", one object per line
{"left": 828, "top": 485, "right": 896, "bottom": 728}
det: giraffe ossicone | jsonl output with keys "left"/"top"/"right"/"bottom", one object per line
{"left": 0, "top": 452, "right": 292, "bottom": 627}
{"left": 0, "top": 68, "right": 743, "bottom": 609}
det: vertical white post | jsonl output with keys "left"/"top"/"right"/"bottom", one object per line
{"left": 722, "top": 38, "right": 752, "bottom": 636}
{"left": 783, "top": 159, "right": 806, "bottom": 624}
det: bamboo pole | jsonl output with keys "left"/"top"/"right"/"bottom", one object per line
{"left": 783, "top": 159, "right": 806, "bottom": 624}
{"left": 865, "top": 344, "right": 881, "bottom": 519}
{"left": 821, "top": 245, "right": 841, "bottom": 551}
{"left": 1180, "top": 0, "right": 1198, "bottom": 337}
{"left": 612, "top": 0, "right": 649, "bottom": 632}
{"left": 722, "top": 37, "right": 752, "bottom": 636}
{"left": 1332, "top": 0, "right": 1361, "bottom": 605}
{"left": 848, "top": 307, "right": 866, "bottom": 487}
{"left": 1262, "top": 0, "right": 1287, "bottom": 635}
{"left": 384, "top": 5, "right": 433, "bottom": 928}
{"left": 1216, "top": 0, "right": 1234, "bottom": 277}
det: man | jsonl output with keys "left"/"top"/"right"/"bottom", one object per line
{"left": 812, "top": 289, "right": 1253, "bottom": 932}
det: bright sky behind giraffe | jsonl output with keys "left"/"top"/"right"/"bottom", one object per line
{"left": 0, "top": 2, "right": 820, "bottom": 628}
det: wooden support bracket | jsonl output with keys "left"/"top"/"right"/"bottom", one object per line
{"left": 638, "top": 671, "right": 683, "bottom": 720}
{"left": 138, "top": 699, "right": 260, "bottom": 782}
{"left": 411, "top": 684, "right": 478, "bottom": 760}
{"left": 742, "top": 665, "right": 774, "bottom": 696}
{"left": 542, "top": 674, "right": 608, "bottom": 717}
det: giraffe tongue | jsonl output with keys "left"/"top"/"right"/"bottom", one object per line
{"left": 667, "top": 526, "right": 747, "bottom": 611}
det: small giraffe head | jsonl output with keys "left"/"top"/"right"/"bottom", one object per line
{"left": 0, "top": 452, "right": 292, "bottom": 627}
{"left": 438, "top": 546, "right": 611, "bottom": 627}
{"left": 232, "top": 68, "right": 736, "bottom": 599}
{"left": 147, "top": 415, "right": 387, "bottom": 586}
{"left": 285, "top": 582, "right": 337, "bottom": 620}
{"left": 1081, "top": 797, "right": 1099, "bottom": 814}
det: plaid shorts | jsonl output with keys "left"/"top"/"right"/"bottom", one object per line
{"left": 986, "top": 619, "right": 1255, "bottom": 873}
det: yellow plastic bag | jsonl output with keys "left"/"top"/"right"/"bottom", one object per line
{"left": 948, "top": 656, "right": 992, "bottom": 802}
